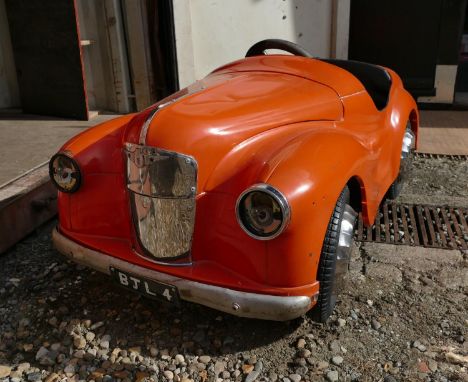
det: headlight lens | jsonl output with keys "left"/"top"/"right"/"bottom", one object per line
{"left": 49, "top": 153, "right": 81, "bottom": 193}
{"left": 236, "top": 184, "right": 290, "bottom": 240}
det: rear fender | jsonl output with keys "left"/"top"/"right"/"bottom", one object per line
{"left": 387, "top": 80, "right": 419, "bottom": 183}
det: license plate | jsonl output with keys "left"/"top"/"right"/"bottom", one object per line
{"left": 110, "top": 267, "right": 180, "bottom": 305}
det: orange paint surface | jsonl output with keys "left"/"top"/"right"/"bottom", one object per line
{"left": 56, "top": 55, "right": 418, "bottom": 298}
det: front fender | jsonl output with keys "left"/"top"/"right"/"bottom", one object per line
{"left": 263, "top": 130, "right": 372, "bottom": 287}
{"left": 56, "top": 114, "right": 135, "bottom": 236}
{"left": 203, "top": 121, "right": 334, "bottom": 195}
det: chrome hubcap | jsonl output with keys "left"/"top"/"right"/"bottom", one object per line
{"left": 401, "top": 129, "right": 415, "bottom": 159}
{"left": 334, "top": 204, "right": 357, "bottom": 294}
{"left": 399, "top": 128, "right": 415, "bottom": 182}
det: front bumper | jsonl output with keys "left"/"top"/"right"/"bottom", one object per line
{"left": 52, "top": 228, "right": 313, "bottom": 321}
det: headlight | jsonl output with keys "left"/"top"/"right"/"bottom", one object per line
{"left": 49, "top": 153, "right": 81, "bottom": 193}
{"left": 236, "top": 184, "right": 290, "bottom": 240}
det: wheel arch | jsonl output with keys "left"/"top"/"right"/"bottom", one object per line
{"left": 346, "top": 176, "right": 363, "bottom": 214}
{"left": 262, "top": 130, "right": 376, "bottom": 288}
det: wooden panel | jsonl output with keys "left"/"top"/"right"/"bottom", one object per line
{"left": 0, "top": 0, "right": 20, "bottom": 109}
{"left": 123, "top": 0, "right": 156, "bottom": 110}
{"left": 5, "top": 0, "right": 88, "bottom": 119}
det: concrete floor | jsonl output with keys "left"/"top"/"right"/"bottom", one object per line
{"left": 0, "top": 113, "right": 119, "bottom": 185}
{"left": 419, "top": 110, "right": 468, "bottom": 128}
{"left": 0, "top": 109, "right": 467, "bottom": 185}
{"left": 418, "top": 111, "right": 468, "bottom": 155}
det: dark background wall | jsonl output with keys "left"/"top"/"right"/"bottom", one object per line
{"left": 349, "top": 0, "right": 467, "bottom": 98}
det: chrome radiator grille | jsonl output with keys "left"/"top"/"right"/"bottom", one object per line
{"left": 125, "top": 143, "right": 197, "bottom": 262}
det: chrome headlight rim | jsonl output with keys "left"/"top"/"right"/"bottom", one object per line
{"left": 49, "top": 152, "right": 82, "bottom": 193}
{"left": 235, "top": 183, "right": 291, "bottom": 240}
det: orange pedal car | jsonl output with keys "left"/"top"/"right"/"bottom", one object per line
{"left": 50, "top": 39, "right": 418, "bottom": 321}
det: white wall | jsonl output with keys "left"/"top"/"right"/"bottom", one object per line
{"left": 0, "top": 0, "right": 20, "bottom": 109}
{"left": 173, "top": 0, "right": 350, "bottom": 88}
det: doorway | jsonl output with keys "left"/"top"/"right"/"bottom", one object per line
{"left": 348, "top": 0, "right": 441, "bottom": 98}
{"left": 1, "top": 0, "right": 178, "bottom": 120}
{"left": 5, "top": 0, "right": 88, "bottom": 119}
{"left": 454, "top": 1, "right": 468, "bottom": 107}
{"left": 349, "top": 0, "right": 467, "bottom": 105}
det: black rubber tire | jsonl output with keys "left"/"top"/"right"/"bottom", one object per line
{"left": 386, "top": 174, "right": 403, "bottom": 200}
{"left": 311, "top": 186, "right": 351, "bottom": 323}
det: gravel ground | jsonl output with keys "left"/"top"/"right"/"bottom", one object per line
{"left": 398, "top": 155, "right": 468, "bottom": 206}
{"left": 0, "top": 156, "right": 467, "bottom": 382}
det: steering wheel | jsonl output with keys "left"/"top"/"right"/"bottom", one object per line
{"left": 245, "top": 39, "right": 313, "bottom": 58}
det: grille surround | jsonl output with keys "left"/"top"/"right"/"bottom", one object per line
{"left": 125, "top": 143, "right": 197, "bottom": 263}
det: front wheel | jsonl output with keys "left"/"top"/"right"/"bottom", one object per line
{"left": 311, "top": 186, "right": 357, "bottom": 322}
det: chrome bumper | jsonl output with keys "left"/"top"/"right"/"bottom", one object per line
{"left": 52, "top": 228, "right": 313, "bottom": 321}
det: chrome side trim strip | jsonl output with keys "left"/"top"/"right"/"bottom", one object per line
{"left": 138, "top": 102, "right": 172, "bottom": 145}
{"left": 138, "top": 80, "right": 206, "bottom": 145}
{"left": 52, "top": 228, "right": 314, "bottom": 321}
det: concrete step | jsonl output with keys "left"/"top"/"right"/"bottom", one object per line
{"left": 0, "top": 163, "right": 57, "bottom": 254}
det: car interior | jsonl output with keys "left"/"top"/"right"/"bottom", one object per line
{"left": 321, "top": 59, "right": 392, "bottom": 111}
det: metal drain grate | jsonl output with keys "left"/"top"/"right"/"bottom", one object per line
{"left": 356, "top": 203, "right": 468, "bottom": 250}
{"left": 414, "top": 152, "right": 468, "bottom": 161}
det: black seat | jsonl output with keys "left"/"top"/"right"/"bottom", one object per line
{"left": 321, "top": 59, "right": 392, "bottom": 111}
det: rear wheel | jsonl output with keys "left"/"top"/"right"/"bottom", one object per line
{"left": 387, "top": 122, "right": 415, "bottom": 200}
{"left": 311, "top": 186, "right": 357, "bottom": 322}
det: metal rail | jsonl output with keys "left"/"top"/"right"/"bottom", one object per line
{"left": 356, "top": 202, "right": 468, "bottom": 250}
{"left": 414, "top": 152, "right": 468, "bottom": 161}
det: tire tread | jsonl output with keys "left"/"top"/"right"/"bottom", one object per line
{"left": 311, "top": 186, "right": 350, "bottom": 322}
